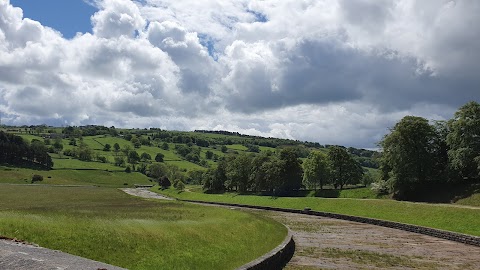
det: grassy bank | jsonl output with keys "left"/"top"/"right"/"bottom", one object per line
{"left": 0, "top": 185, "right": 286, "bottom": 270}
{"left": 155, "top": 187, "right": 480, "bottom": 237}
{"left": 0, "top": 165, "right": 151, "bottom": 187}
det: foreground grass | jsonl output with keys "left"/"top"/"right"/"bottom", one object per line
{"left": 0, "top": 165, "right": 150, "bottom": 187}
{"left": 0, "top": 186, "right": 286, "bottom": 270}
{"left": 156, "top": 188, "right": 480, "bottom": 236}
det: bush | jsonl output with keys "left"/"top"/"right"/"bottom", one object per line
{"left": 103, "top": 144, "right": 111, "bottom": 151}
{"left": 371, "top": 180, "right": 390, "bottom": 195}
{"left": 31, "top": 174, "right": 43, "bottom": 183}
{"left": 125, "top": 166, "right": 132, "bottom": 173}
{"left": 159, "top": 176, "right": 171, "bottom": 189}
{"left": 175, "top": 180, "right": 185, "bottom": 191}
{"left": 155, "top": 153, "right": 164, "bottom": 162}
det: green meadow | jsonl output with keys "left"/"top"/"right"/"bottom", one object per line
{"left": 0, "top": 165, "right": 150, "bottom": 187}
{"left": 0, "top": 185, "right": 287, "bottom": 270}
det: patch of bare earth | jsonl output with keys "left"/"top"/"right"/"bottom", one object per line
{"left": 261, "top": 212, "right": 480, "bottom": 270}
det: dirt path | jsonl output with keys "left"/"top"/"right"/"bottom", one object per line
{"left": 121, "top": 188, "right": 173, "bottom": 200}
{"left": 0, "top": 239, "right": 126, "bottom": 270}
{"left": 123, "top": 189, "right": 480, "bottom": 270}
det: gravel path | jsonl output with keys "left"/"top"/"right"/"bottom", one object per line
{"left": 122, "top": 189, "right": 480, "bottom": 270}
{"left": 0, "top": 239, "right": 126, "bottom": 270}
{"left": 121, "top": 188, "right": 173, "bottom": 200}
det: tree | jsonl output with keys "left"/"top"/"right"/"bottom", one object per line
{"left": 103, "top": 143, "right": 111, "bottom": 151}
{"left": 303, "top": 151, "right": 331, "bottom": 190}
{"left": 447, "top": 101, "right": 480, "bottom": 181}
{"left": 140, "top": 152, "right": 152, "bottom": 161}
{"left": 261, "top": 155, "right": 285, "bottom": 193}
{"left": 128, "top": 150, "right": 140, "bottom": 164}
{"left": 187, "top": 169, "right": 205, "bottom": 185}
{"left": 205, "top": 150, "right": 214, "bottom": 159}
{"left": 69, "top": 138, "right": 77, "bottom": 146}
{"left": 114, "top": 156, "right": 125, "bottom": 167}
{"left": 155, "top": 153, "right": 165, "bottom": 162}
{"left": 221, "top": 145, "right": 228, "bottom": 153}
{"left": 379, "top": 116, "right": 438, "bottom": 199}
{"left": 328, "top": 146, "right": 363, "bottom": 189}
{"left": 113, "top": 143, "right": 120, "bottom": 152}
{"left": 225, "top": 153, "right": 252, "bottom": 192}
{"left": 159, "top": 176, "right": 171, "bottom": 189}
{"left": 161, "top": 142, "right": 169, "bottom": 150}
{"left": 249, "top": 152, "right": 272, "bottom": 192}
{"left": 149, "top": 163, "right": 168, "bottom": 179}
{"left": 53, "top": 138, "right": 63, "bottom": 153}
{"left": 203, "top": 159, "right": 227, "bottom": 192}
{"left": 278, "top": 148, "right": 303, "bottom": 192}
{"left": 174, "top": 179, "right": 185, "bottom": 191}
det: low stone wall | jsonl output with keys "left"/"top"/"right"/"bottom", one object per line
{"left": 236, "top": 229, "right": 295, "bottom": 270}
{"left": 180, "top": 199, "right": 480, "bottom": 247}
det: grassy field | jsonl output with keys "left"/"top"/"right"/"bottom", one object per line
{"left": 155, "top": 187, "right": 480, "bottom": 237}
{"left": 0, "top": 185, "right": 287, "bottom": 270}
{"left": 0, "top": 165, "right": 150, "bottom": 187}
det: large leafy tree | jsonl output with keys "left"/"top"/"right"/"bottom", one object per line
{"left": 379, "top": 116, "right": 438, "bottom": 199}
{"left": 447, "top": 101, "right": 480, "bottom": 181}
{"left": 225, "top": 153, "right": 252, "bottom": 192}
{"left": 303, "top": 151, "right": 331, "bottom": 190}
{"left": 249, "top": 152, "right": 276, "bottom": 192}
{"left": 278, "top": 148, "right": 303, "bottom": 192}
{"left": 328, "top": 146, "right": 363, "bottom": 189}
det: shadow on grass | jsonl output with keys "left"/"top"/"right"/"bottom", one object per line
{"left": 400, "top": 182, "right": 480, "bottom": 203}
{"left": 0, "top": 162, "right": 51, "bottom": 171}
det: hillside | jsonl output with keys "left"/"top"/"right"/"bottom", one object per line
{"left": 2, "top": 125, "right": 379, "bottom": 168}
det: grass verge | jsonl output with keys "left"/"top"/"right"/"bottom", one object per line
{"left": 155, "top": 187, "right": 480, "bottom": 237}
{"left": 0, "top": 185, "right": 286, "bottom": 270}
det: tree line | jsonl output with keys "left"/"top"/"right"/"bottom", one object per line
{"left": 179, "top": 146, "right": 365, "bottom": 194}
{"left": 378, "top": 101, "right": 480, "bottom": 200}
{"left": 0, "top": 131, "right": 53, "bottom": 169}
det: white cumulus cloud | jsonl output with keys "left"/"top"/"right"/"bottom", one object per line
{"left": 0, "top": 0, "right": 479, "bottom": 148}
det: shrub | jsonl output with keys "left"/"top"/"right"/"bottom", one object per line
{"left": 125, "top": 166, "right": 132, "bottom": 173}
{"left": 371, "top": 180, "right": 390, "bottom": 195}
{"left": 31, "top": 174, "right": 43, "bottom": 183}
{"left": 176, "top": 180, "right": 185, "bottom": 191}
{"left": 155, "top": 153, "right": 164, "bottom": 162}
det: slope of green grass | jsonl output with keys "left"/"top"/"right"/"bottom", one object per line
{"left": 0, "top": 185, "right": 286, "bottom": 270}
{"left": 52, "top": 157, "right": 120, "bottom": 170}
{"left": 226, "top": 144, "right": 248, "bottom": 151}
{"left": 456, "top": 193, "right": 480, "bottom": 207}
{"left": 155, "top": 187, "right": 480, "bottom": 237}
{"left": 0, "top": 166, "right": 150, "bottom": 187}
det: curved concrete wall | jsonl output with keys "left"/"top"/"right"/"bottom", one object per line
{"left": 236, "top": 230, "right": 295, "bottom": 270}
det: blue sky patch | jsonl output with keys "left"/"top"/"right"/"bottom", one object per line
{"left": 247, "top": 9, "right": 268, "bottom": 23}
{"left": 10, "top": 0, "right": 97, "bottom": 39}
{"left": 198, "top": 33, "right": 218, "bottom": 61}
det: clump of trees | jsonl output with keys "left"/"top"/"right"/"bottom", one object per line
{"left": 302, "top": 147, "right": 364, "bottom": 190}
{"left": 201, "top": 148, "right": 305, "bottom": 194}
{"left": 0, "top": 131, "right": 53, "bottom": 169}
{"left": 379, "top": 101, "right": 480, "bottom": 200}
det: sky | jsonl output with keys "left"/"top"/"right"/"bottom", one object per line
{"left": 0, "top": 0, "right": 479, "bottom": 148}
